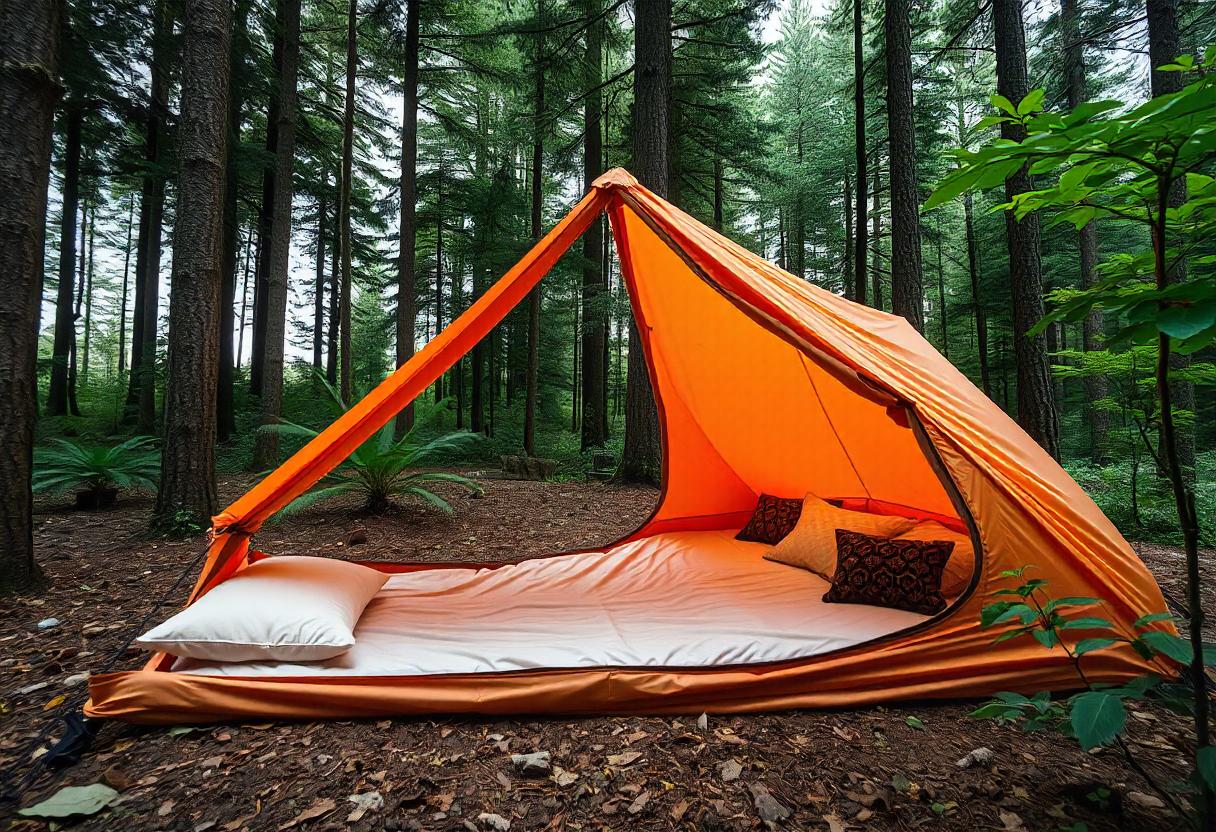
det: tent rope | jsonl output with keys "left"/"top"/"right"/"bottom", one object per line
{"left": 1, "top": 546, "right": 207, "bottom": 806}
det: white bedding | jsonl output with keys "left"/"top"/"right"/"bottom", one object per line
{"left": 174, "top": 530, "right": 932, "bottom": 678}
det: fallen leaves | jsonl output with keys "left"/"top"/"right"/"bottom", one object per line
{"left": 605, "top": 750, "right": 642, "bottom": 767}
{"left": 748, "top": 783, "right": 791, "bottom": 824}
{"left": 18, "top": 784, "right": 118, "bottom": 819}
{"left": 278, "top": 797, "right": 334, "bottom": 830}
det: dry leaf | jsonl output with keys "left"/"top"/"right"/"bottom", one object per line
{"left": 43, "top": 694, "right": 66, "bottom": 711}
{"left": 606, "top": 751, "right": 642, "bottom": 767}
{"left": 278, "top": 797, "right": 335, "bottom": 830}
{"left": 158, "top": 799, "right": 176, "bottom": 817}
{"left": 671, "top": 799, "right": 690, "bottom": 821}
{"left": 823, "top": 814, "right": 847, "bottom": 832}
{"left": 627, "top": 789, "right": 651, "bottom": 815}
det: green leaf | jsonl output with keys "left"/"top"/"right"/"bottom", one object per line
{"left": 1134, "top": 612, "right": 1175, "bottom": 627}
{"left": 1198, "top": 746, "right": 1216, "bottom": 789}
{"left": 970, "top": 702, "right": 1022, "bottom": 720}
{"left": 1140, "top": 630, "right": 1195, "bottom": 664}
{"left": 991, "top": 94, "right": 1017, "bottom": 116}
{"left": 1074, "top": 638, "right": 1119, "bottom": 656}
{"left": 1157, "top": 300, "right": 1216, "bottom": 340}
{"left": 1033, "top": 629, "right": 1060, "bottom": 649}
{"left": 1017, "top": 88, "right": 1046, "bottom": 115}
{"left": 1069, "top": 692, "right": 1126, "bottom": 750}
{"left": 1059, "top": 617, "right": 1114, "bottom": 631}
{"left": 905, "top": 715, "right": 925, "bottom": 730}
{"left": 18, "top": 784, "right": 119, "bottom": 819}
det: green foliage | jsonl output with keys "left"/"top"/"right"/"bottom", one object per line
{"left": 265, "top": 376, "right": 484, "bottom": 517}
{"left": 971, "top": 566, "right": 1216, "bottom": 817}
{"left": 32, "top": 436, "right": 159, "bottom": 498}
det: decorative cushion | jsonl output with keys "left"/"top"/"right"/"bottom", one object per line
{"left": 823, "top": 530, "right": 953, "bottom": 615}
{"left": 895, "top": 520, "right": 976, "bottom": 598}
{"left": 736, "top": 494, "right": 804, "bottom": 544}
{"left": 765, "top": 494, "right": 916, "bottom": 579}
{"left": 137, "top": 556, "right": 389, "bottom": 662}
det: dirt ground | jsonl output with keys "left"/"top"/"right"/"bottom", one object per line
{"left": 0, "top": 476, "right": 1207, "bottom": 831}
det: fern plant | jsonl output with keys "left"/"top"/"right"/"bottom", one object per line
{"left": 32, "top": 436, "right": 160, "bottom": 508}
{"left": 263, "top": 377, "right": 484, "bottom": 517}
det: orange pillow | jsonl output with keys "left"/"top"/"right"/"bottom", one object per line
{"left": 765, "top": 494, "right": 916, "bottom": 580}
{"left": 895, "top": 521, "right": 976, "bottom": 598}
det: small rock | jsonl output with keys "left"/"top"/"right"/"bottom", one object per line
{"left": 478, "top": 812, "right": 511, "bottom": 831}
{"left": 718, "top": 759, "right": 743, "bottom": 782}
{"left": 749, "top": 783, "right": 792, "bottom": 825}
{"left": 955, "top": 747, "right": 995, "bottom": 768}
{"left": 18, "top": 682, "right": 49, "bottom": 696}
{"left": 63, "top": 673, "right": 88, "bottom": 687}
{"left": 510, "top": 751, "right": 550, "bottom": 776}
{"left": 346, "top": 790, "right": 383, "bottom": 822}
{"left": 697, "top": 713, "right": 709, "bottom": 731}
{"left": 37, "top": 618, "right": 60, "bottom": 630}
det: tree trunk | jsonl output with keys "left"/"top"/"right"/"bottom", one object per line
{"left": 313, "top": 184, "right": 326, "bottom": 369}
{"left": 82, "top": 204, "right": 94, "bottom": 384}
{"left": 712, "top": 157, "right": 723, "bottom": 231}
{"left": 1146, "top": 0, "right": 1193, "bottom": 481}
{"left": 118, "top": 193, "right": 135, "bottom": 376}
{"left": 524, "top": 6, "right": 545, "bottom": 458}
{"left": 1062, "top": 0, "right": 1103, "bottom": 459}
{"left": 615, "top": 0, "right": 668, "bottom": 484}
{"left": 250, "top": 14, "right": 284, "bottom": 401}
{"left": 127, "top": 0, "right": 169, "bottom": 434}
{"left": 47, "top": 104, "right": 81, "bottom": 416}
{"left": 852, "top": 0, "right": 868, "bottom": 305}
{"left": 936, "top": 214, "right": 947, "bottom": 357}
{"left": 434, "top": 189, "right": 444, "bottom": 403}
{"left": 338, "top": 0, "right": 356, "bottom": 403}
{"left": 155, "top": 0, "right": 231, "bottom": 528}
{"left": 252, "top": 0, "right": 301, "bottom": 470}
{"left": 327, "top": 199, "right": 339, "bottom": 384}
{"left": 395, "top": 0, "right": 420, "bottom": 435}
{"left": 237, "top": 228, "right": 255, "bottom": 369}
{"left": 217, "top": 0, "right": 249, "bottom": 444}
{"left": 992, "top": 0, "right": 1059, "bottom": 458}
{"left": 0, "top": 0, "right": 59, "bottom": 590}
{"left": 843, "top": 169, "right": 854, "bottom": 299}
{"left": 580, "top": 0, "right": 608, "bottom": 451}
{"left": 871, "top": 164, "right": 884, "bottom": 310}
{"left": 885, "top": 0, "right": 924, "bottom": 331}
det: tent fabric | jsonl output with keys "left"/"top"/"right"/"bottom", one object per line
{"left": 169, "top": 531, "right": 934, "bottom": 678}
{"left": 86, "top": 168, "right": 1173, "bottom": 724}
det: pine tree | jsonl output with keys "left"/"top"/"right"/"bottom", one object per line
{"left": 156, "top": 0, "right": 232, "bottom": 528}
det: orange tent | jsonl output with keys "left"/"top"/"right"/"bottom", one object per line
{"left": 86, "top": 169, "right": 1172, "bottom": 724}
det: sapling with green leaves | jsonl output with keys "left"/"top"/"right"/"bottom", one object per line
{"left": 928, "top": 45, "right": 1216, "bottom": 824}
{"left": 974, "top": 566, "right": 1210, "bottom": 820}
{"left": 32, "top": 436, "right": 160, "bottom": 509}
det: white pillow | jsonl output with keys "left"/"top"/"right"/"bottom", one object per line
{"left": 137, "top": 556, "right": 388, "bottom": 662}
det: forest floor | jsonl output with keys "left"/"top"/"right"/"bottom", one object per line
{"left": 1, "top": 475, "right": 1209, "bottom": 831}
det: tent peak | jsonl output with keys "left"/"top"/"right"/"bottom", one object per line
{"left": 592, "top": 167, "right": 640, "bottom": 190}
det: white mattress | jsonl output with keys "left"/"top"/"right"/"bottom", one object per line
{"left": 174, "top": 530, "right": 931, "bottom": 678}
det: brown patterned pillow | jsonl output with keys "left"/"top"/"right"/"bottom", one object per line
{"left": 736, "top": 494, "right": 803, "bottom": 544}
{"left": 823, "top": 530, "right": 954, "bottom": 615}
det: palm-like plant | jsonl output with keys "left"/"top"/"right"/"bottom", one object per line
{"left": 264, "top": 377, "right": 484, "bottom": 518}
{"left": 32, "top": 436, "right": 160, "bottom": 509}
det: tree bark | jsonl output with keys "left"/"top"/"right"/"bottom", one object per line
{"left": 885, "top": 0, "right": 924, "bottom": 331}
{"left": 524, "top": 3, "right": 545, "bottom": 458}
{"left": 67, "top": 199, "right": 85, "bottom": 414}
{"left": 338, "top": 0, "right": 356, "bottom": 403}
{"left": 82, "top": 203, "right": 94, "bottom": 383}
{"left": 118, "top": 193, "right": 135, "bottom": 375}
{"left": 327, "top": 196, "right": 339, "bottom": 384}
{"left": 852, "top": 0, "right": 868, "bottom": 305}
{"left": 155, "top": 0, "right": 231, "bottom": 528}
{"left": 580, "top": 0, "right": 608, "bottom": 451}
{"left": 313, "top": 184, "right": 326, "bottom": 369}
{"left": 251, "top": 0, "right": 300, "bottom": 470}
{"left": 395, "top": 0, "right": 420, "bottom": 436}
{"left": 0, "top": 0, "right": 59, "bottom": 590}
{"left": 127, "top": 0, "right": 169, "bottom": 433}
{"left": 217, "top": 0, "right": 249, "bottom": 443}
{"left": 871, "top": 163, "right": 884, "bottom": 310}
{"left": 1146, "top": 0, "right": 1193, "bottom": 481}
{"left": 250, "top": 12, "right": 285, "bottom": 400}
{"left": 1058, "top": 0, "right": 1109, "bottom": 460}
{"left": 993, "top": 0, "right": 1059, "bottom": 458}
{"left": 615, "top": 0, "right": 667, "bottom": 484}
{"left": 843, "top": 169, "right": 854, "bottom": 299}
{"left": 47, "top": 103, "right": 81, "bottom": 416}
{"left": 237, "top": 228, "right": 255, "bottom": 369}
{"left": 434, "top": 177, "right": 444, "bottom": 404}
